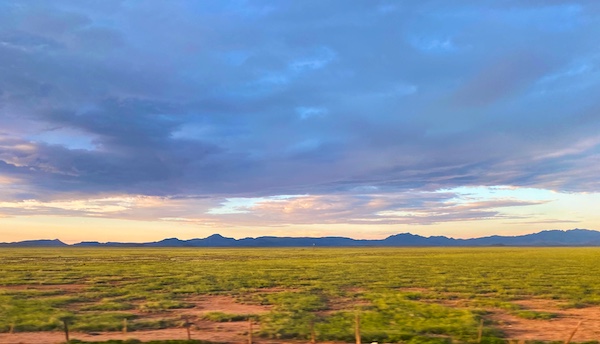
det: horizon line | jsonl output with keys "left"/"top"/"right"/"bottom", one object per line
{"left": 2, "top": 228, "right": 594, "bottom": 246}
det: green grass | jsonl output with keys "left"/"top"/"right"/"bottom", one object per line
{"left": 201, "top": 311, "right": 255, "bottom": 322}
{"left": 513, "top": 310, "right": 558, "bottom": 320}
{"left": 1, "top": 247, "right": 600, "bottom": 343}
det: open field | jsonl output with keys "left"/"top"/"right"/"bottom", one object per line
{"left": 1, "top": 247, "right": 600, "bottom": 344}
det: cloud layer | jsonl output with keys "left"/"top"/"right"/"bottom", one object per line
{"left": 1, "top": 1, "right": 599, "bottom": 238}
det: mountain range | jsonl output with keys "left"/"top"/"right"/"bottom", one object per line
{"left": 2, "top": 229, "right": 600, "bottom": 247}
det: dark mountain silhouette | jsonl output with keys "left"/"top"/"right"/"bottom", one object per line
{"left": 380, "top": 233, "right": 457, "bottom": 246}
{"left": 74, "top": 241, "right": 145, "bottom": 247}
{"left": 3, "top": 229, "right": 600, "bottom": 247}
{"left": 0, "top": 239, "right": 67, "bottom": 247}
{"left": 465, "top": 229, "right": 600, "bottom": 246}
{"left": 140, "top": 234, "right": 238, "bottom": 247}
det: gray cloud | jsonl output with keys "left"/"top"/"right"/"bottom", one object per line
{"left": 1, "top": 0, "right": 599, "bottom": 206}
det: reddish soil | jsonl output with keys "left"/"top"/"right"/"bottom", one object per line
{"left": 0, "top": 327, "right": 241, "bottom": 344}
{"left": 0, "top": 295, "right": 274, "bottom": 344}
{"left": 4, "top": 289, "right": 600, "bottom": 343}
{"left": 0, "top": 325, "right": 343, "bottom": 344}
{"left": 0, "top": 329, "right": 341, "bottom": 344}
{"left": 398, "top": 287, "right": 600, "bottom": 342}
{"left": 488, "top": 299, "right": 600, "bottom": 342}
{"left": 179, "top": 295, "right": 272, "bottom": 316}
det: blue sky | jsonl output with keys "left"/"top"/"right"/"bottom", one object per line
{"left": 1, "top": 1, "right": 599, "bottom": 243}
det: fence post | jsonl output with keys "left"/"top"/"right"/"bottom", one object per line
{"left": 310, "top": 320, "right": 316, "bottom": 344}
{"left": 63, "top": 319, "right": 70, "bottom": 343}
{"left": 477, "top": 319, "right": 483, "bottom": 343}
{"left": 122, "top": 318, "right": 128, "bottom": 334}
{"left": 248, "top": 319, "right": 253, "bottom": 344}
{"left": 183, "top": 316, "right": 192, "bottom": 340}
{"left": 565, "top": 321, "right": 582, "bottom": 344}
{"left": 355, "top": 312, "right": 361, "bottom": 344}
{"left": 9, "top": 323, "right": 14, "bottom": 334}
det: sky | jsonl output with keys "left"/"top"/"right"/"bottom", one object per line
{"left": 1, "top": 1, "right": 600, "bottom": 243}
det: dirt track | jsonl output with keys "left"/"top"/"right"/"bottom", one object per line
{"left": 0, "top": 325, "right": 336, "bottom": 344}
{"left": 0, "top": 327, "right": 241, "bottom": 344}
{"left": 3, "top": 293, "right": 600, "bottom": 343}
{"left": 489, "top": 299, "right": 600, "bottom": 341}
{"left": 0, "top": 294, "right": 272, "bottom": 344}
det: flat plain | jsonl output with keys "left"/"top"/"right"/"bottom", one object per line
{"left": 1, "top": 247, "right": 600, "bottom": 344}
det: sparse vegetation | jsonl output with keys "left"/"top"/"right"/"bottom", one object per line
{"left": 201, "top": 312, "right": 255, "bottom": 322}
{"left": 68, "top": 340, "right": 219, "bottom": 344}
{"left": 1, "top": 247, "right": 600, "bottom": 343}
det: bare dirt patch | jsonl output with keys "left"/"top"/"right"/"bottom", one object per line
{"left": 488, "top": 299, "right": 600, "bottom": 341}
{"left": 0, "top": 328, "right": 341, "bottom": 344}
{"left": 0, "top": 294, "right": 274, "bottom": 344}
{"left": 397, "top": 291, "right": 600, "bottom": 342}
{"left": 109, "top": 295, "right": 273, "bottom": 326}
{"left": 0, "top": 324, "right": 339, "bottom": 344}
{"left": 0, "top": 325, "right": 248, "bottom": 344}
{"left": 181, "top": 295, "right": 272, "bottom": 316}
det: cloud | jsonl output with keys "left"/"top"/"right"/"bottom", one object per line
{"left": 450, "top": 51, "right": 553, "bottom": 107}
{"left": 0, "top": 1, "right": 599, "bottom": 233}
{"left": 192, "top": 191, "right": 550, "bottom": 227}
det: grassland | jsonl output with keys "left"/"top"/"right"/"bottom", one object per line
{"left": 1, "top": 247, "right": 600, "bottom": 343}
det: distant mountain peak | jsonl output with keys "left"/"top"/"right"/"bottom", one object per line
{"left": 3, "top": 229, "right": 600, "bottom": 247}
{"left": 0, "top": 239, "right": 67, "bottom": 247}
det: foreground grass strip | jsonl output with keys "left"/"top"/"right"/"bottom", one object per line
{"left": 1, "top": 247, "right": 600, "bottom": 343}
{"left": 68, "top": 340, "right": 222, "bottom": 344}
